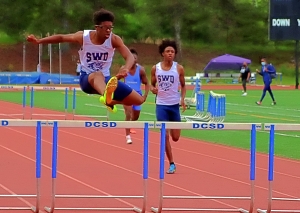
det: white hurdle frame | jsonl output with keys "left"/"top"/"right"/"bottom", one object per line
{"left": 40, "top": 120, "right": 154, "bottom": 213}
{"left": 257, "top": 123, "right": 300, "bottom": 213}
{"left": 151, "top": 122, "right": 262, "bottom": 213}
{"left": 0, "top": 119, "right": 42, "bottom": 212}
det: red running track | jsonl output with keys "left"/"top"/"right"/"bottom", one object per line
{"left": 0, "top": 100, "right": 300, "bottom": 212}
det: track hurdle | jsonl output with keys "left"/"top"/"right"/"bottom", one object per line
{"left": 257, "top": 123, "right": 300, "bottom": 213}
{"left": 0, "top": 86, "right": 26, "bottom": 119}
{"left": 207, "top": 91, "right": 226, "bottom": 122}
{"left": 183, "top": 77, "right": 201, "bottom": 109}
{"left": 71, "top": 88, "right": 109, "bottom": 120}
{"left": 182, "top": 91, "right": 226, "bottom": 122}
{"left": 29, "top": 87, "right": 68, "bottom": 120}
{"left": 151, "top": 122, "right": 261, "bottom": 213}
{"left": 43, "top": 120, "right": 153, "bottom": 213}
{"left": 0, "top": 120, "right": 42, "bottom": 212}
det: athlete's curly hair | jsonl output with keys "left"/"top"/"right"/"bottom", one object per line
{"left": 158, "top": 39, "right": 178, "bottom": 56}
{"left": 130, "top": 48, "right": 138, "bottom": 55}
{"left": 93, "top": 9, "right": 115, "bottom": 25}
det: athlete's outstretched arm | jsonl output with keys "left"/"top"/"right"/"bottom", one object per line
{"left": 26, "top": 31, "right": 83, "bottom": 46}
{"left": 150, "top": 65, "right": 158, "bottom": 94}
{"left": 178, "top": 64, "right": 186, "bottom": 112}
{"left": 112, "top": 34, "right": 134, "bottom": 79}
{"left": 140, "top": 66, "right": 150, "bottom": 101}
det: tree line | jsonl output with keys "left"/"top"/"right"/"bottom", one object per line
{"left": 0, "top": 0, "right": 272, "bottom": 47}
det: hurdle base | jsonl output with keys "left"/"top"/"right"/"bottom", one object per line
{"left": 151, "top": 207, "right": 249, "bottom": 212}
{"left": 257, "top": 209, "right": 300, "bottom": 213}
{"left": 31, "top": 206, "right": 39, "bottom": 213}
{"left": 44, "top": 206, "right": 52, "bottom": 213}
{"left": 150, "top": 207, "right": 159, "bottom": 213}
{"left": 133, "top": 207, "right": 143, "bottom": 213}
{"left": 44, "top": 207, "right": 141, "bottom": 211}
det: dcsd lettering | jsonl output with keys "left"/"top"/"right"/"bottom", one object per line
{"left": 192, "top": 123, "right": 225, "bottom": 129}
{"left": 85, "top": 122, "right": 117, "bottom": 128}
{"left": 0, "top": 120, "right": 9, "bottom": 126}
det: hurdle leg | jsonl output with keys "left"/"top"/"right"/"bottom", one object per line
{"left": 30, "top": 87, "right": 33, "bottom": 120}
{"left": 45, "top": 122, "right": 58, "bottom": 213}
{"left": 133, "top": 122, "right": 149, "bottom": 213}
{"left": 22, "top": 87, "right": 26, "bottom": 119}
{"left": 151, "top": 123, "right": 166, "bottom": 213}
{"left": 72, "top": 88, "right": 76, "bottom": 120}
{"left": 44, "top": 179, "right": 56, "bottom": 213}
{"left": 31, "top": 121, "right": 42, "bottom": 213}
{"left": 64, "top": 88, "right": 68, "bottom": 120}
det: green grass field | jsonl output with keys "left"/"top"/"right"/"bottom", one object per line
{"left": 1, "top": 88, "right": 300, "bottom": 160}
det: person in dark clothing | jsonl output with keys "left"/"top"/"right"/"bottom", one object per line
{"left": 239, "top": 62, "right": 251, "bottom": 96}
{"left": 255, "top": 57, "right": 276, "bottom": 105}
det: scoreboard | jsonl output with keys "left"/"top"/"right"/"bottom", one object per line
{"left": 269, "top": 0, "right": 300, "bottom": 40}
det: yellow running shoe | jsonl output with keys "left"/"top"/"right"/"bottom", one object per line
{"left": 104, "top": 76, "right": 118, "bottom": 105}
{"left": 99, "top": 77, "right": 118, "bottom": 113}
{"left": 99, "top": 96, "right": 117, "bottom": 113}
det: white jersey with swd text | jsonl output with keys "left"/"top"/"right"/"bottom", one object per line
{"left": 155, "top": 62, "right": 180, "bottom": 105}
{"left": 78, "top": 30, "right": 115, "bottom": 77}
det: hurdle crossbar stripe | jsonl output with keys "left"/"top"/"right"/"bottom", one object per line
{"left": 155, "top": 122, "right": 262, "bottom": 130}
{"left": 257, "top": 123, "right": 300, "bottom": 213}
{"left": 31, "top": 114, "right": 66, "bottom": 117}
{"left": 0, "top": 120, "right": 155, "bottom": 128}
{"left": 151, "top": 123, "right": 259, "bottom": 213}
{"left": 161, "top": 196, "right": 251, "bottom": 199}
{"left": 73, "top": 114, "right": 108, "bottom": 118}
{"left": 44, "top": 121, "right": 150, "bottom": 213}
{"left": 0, "top": 121, "right": 41, "bottom": 213}
{"left": 54, "top": 195, "right": 144, "bottom": 198}
{"left": 53, "top": 207, "right": 142, "bottom": 211}
{"left": 154, "top": 208, "right": 249, "bottom": 212}
{"left": 264, "top": 123, "right": 300, "bottom": 131}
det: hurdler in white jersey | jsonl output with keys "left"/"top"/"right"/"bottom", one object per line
{"left": 26, "top": 8, "right": 144, "bottom": 113}
{"left": 78, "top": 30, "right": 115, "bottom": 77}
{"left": 155, "top": 61, "right": 180, "bottom": 106}
{"left": 150, "top": 39, "right": 186, "bottom": 175}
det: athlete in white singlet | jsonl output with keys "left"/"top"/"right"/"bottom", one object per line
{"left": 150, "top": 39, "right": 186, "bottom": 174}
{"left": 26, "top": 9, "right": 144, "bottom": 113}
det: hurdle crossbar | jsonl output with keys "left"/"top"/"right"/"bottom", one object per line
{"left": 257, "top": 123, "right": 300, "bottom": 213}
{"left": 30, "top": 87, "right": 68, "bottom": 120}
{"left": 72, "top": 88, "right": 109, "bottom": 121}
{"left": 151, "top": 122, "right": 261, "bottom": 213}
{"left": 0, "top": 120, "right": 42, "bottom": 212}
{"left": 43, "top": 120, "right": 154, "bottom": 213}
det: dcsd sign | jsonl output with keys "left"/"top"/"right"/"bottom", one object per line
{"left": 0, "top": 120, "right": 9, "bottom": 126}
{"left": 192, "top": 123, "right": 225, "bottom": 129}
{"left": 84, "top": 122, "right": 117, "bottom": 128}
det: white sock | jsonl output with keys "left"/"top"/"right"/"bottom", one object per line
{"left": 126, "top": 135, "right": 131, "bottom": 140}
